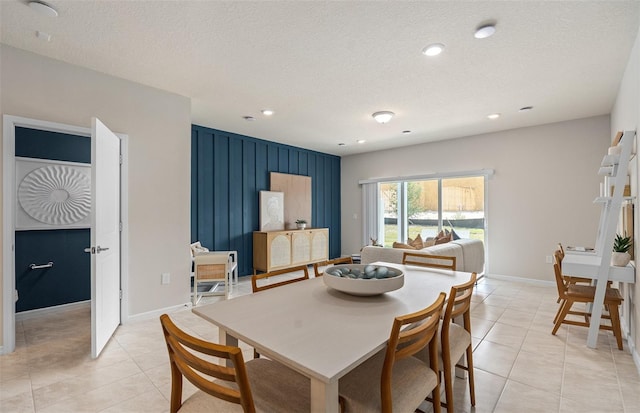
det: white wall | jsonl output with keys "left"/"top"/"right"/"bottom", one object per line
{"left": 0, "top": 45, "right": 192, "bottom": 347}
{"left": 611, "top": 25, "right": 640, "bottom": 364}
{"left": 341, "top": 115, "right": 610, "bottom": 281}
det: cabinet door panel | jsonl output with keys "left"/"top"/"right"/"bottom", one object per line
{"left": 292, "top": 232, "right": 311, "bottom": 264}
{"left": 269, "top": 233, "right": 291, "bottom": 268}
{"left": 311, "top": 230, "right": 328, "bottom": 261}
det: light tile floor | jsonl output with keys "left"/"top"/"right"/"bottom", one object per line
{"left": 1, "top": 275, "right": 639, "bottom": 412}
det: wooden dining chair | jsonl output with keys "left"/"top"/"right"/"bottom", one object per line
{"left": 339, "top": 292, "right": 446, "bottom": 413}
{"left": 160, "top": 314, "right": 311, "bottom": 413}
{"left": 251, "top": 265, "right": 309, "bottom": 293}
{"left": 553, "top": 249, "right": 612, "bottom": 307}
{"left": 313, "top": 256, "right": 353, "bottom": 277}
{"left": 417, "top": 272, "right": 477, "bottom": 411}
{"left": 438, "top": 272, "right": 477, "bottom": 412}
{"left": 551, "top": 262, "right": 624, "bottom": 350}
{"left": 555, "top": 245, "right": 593, "bottom": 285}
{"left": 402, "top": 252, "right": 456, "bottom": 271}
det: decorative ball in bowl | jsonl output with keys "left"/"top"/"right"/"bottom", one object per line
{"left": 322, "top": 264, "right": 404, "bottom": 296}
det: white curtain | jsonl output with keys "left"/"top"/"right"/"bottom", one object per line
{"left": 361, "top": 182, "right": 380, "bottom": 247}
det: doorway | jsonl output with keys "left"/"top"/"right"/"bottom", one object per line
{"left": 2, "top": 115, "right": 129, "bottom": 356}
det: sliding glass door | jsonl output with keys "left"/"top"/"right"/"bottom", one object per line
{"left": 380, "top": 175, "right": 485, "bottom": 247}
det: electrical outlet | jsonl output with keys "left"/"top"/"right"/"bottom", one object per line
{"left": 161, "top": 273, "right": 170, "bottom": 285}
{"left": 545, "top": 255, "right": 553, "bottom": 264}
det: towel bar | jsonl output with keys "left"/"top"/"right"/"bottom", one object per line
{"left": 29, "top": 262, "right": 53, "bottom": 270}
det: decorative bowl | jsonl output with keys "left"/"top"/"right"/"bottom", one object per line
{"left": 322, "top": 264, "right": 404, "bottom": 296}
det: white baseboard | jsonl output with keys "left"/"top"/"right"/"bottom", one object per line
{"left": 484, "top": 273, "right": 555, "bottom": 287}
{"left": 621, "top": 316, "right": 640, "bottom": 376}
{"left": 631, "top": 342, "right": 640, "bottom": 376}
{"left": 123, "top": 302, "right": 191, "bottom": 324}
{"left": 15, "top": 300, "right": 90, "bottom": 322}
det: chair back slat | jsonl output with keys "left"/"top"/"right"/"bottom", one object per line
{"left": 554, "top": 249, "right": 563, "bottom": 266}
{"left": 402, "top": 252, "right": 456, "bottom": 270}
{"left": 160, "top": 314, "right": 256, "bottom": 413}
{"left": 251, "top": 265, "right": 309, "bottom": 293}
{"left": 166, "top": 335, "right": 237, "bottom": 381}
{"left": 553, "top": 261, "right": 567, "bottom": 297}
{"left": 313, "top": 256, "right": 353, "bottom": 277}
{"left": 557, "top": 243, "right": 565, "bottom": 259}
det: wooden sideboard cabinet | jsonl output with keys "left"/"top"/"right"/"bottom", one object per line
{"left": 253, "top": 228, "right": 329, "bottom": 273}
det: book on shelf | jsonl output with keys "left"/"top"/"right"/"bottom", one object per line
{"left": 566, "top": 246, "right": 595, "bottom": 253}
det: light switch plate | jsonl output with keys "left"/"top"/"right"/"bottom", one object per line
{"left": 161, "top": 273, "right": 170, "bottom": 285}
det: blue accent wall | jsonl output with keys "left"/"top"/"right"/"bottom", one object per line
{"left": 191, "top": 125, "right": 341, "bottom": 276}
{"left": 15, "top": 229, "right": 90, "bottom": 312}
{"left": 15, "top": 127, "right": 90, "bottom": 312}
{"left": 16, "top": 127, "right": 90, "bottom": 163}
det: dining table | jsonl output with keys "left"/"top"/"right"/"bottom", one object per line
{"left": 192, "top": 262, "right": 475, "bottom": 413}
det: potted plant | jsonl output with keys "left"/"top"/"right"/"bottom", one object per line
{"left": 295, "top": 219, "right": 307, "bottom": 230}
{"left": 611, "top": 233, "right": 632, "bottom": 266}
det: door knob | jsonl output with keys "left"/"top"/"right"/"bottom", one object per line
{"left": 96, "top": 246, "right": 110, "bottom": 254}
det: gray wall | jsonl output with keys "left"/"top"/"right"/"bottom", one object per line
{"left": 0, "top": 45, "right": 192, "bottom": 346}
{"left": 341, "top": 115, "right": 610, "bottom": 281}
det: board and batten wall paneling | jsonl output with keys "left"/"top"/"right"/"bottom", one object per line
{"left": 191, "top": 125, "right": 341, "bottom": 276}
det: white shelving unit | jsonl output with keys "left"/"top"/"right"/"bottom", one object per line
{"left": 563, "top": 130, "right": 636, "bottom": 348}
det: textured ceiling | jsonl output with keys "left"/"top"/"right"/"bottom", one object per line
{"left": 1, "top": 1, "right": 639, "bottom": 156}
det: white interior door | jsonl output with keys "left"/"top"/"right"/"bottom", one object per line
{"left": 90, "top": 118, "right": 121, "bottom": 358}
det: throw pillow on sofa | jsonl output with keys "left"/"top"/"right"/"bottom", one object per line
{"left": 423, "top": 237, "right": 436, "bottom": 247}
{"left": 435, "top": 230, "right": 452, "bottom": 244}
{"left": 407, "top": 234, "right": 424, "bottom": 249}
{"left": 393, "top": 241, "right": 416, "bottom": 249}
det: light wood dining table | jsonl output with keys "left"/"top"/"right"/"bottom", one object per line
{"left": 192, "top": 262, "right": 474, "bottom": 413}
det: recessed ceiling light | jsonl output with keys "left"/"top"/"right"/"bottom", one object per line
{"left": 372, "top": 111, "right": 394, "bottom": 124}
{"left": 242, "top": 116, "right": 255, "bottom": 121}
{"left": 28, "top": 1, "right": 58, "bottom": 17}
{"left": 356, "top": 139, "right": 366, "bottom": 144}
{"left": 487, "top": 113, "right": 501, "bottom": 120}
{"left": 402, "top": 130, "right": 411, "bottom": 134}
{"left": 261, "top": 109, "right": 274, "bottom": 116}
{"left": 519, "top": 106, "right": 534, "bottom": 112}
{"left": 338, "top": 143, "right": 346, "bottom": 146}
{"left": 422, "top": 43, "right": 445, "bottom": 56}
{"left": 474, "top": 24, "right": 496, "bottom": 39}
{"left": 35, "top": 30, "right": 51, "bottom": 42}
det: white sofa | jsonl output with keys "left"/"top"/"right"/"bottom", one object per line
{"left": 360, "top": 238, "right": 485, "bottom": 274}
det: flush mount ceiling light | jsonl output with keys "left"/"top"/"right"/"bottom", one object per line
{"left": 372, "top": 111, "right": 394, "bottom": 124}
{"left": 28, "top": 1, "right": 58, "bottom": 17}
{"left": 474, "top": 24, "right": 496, "bottom": 39}
{"left": 422, "top": 43, "right": 445, "bottom": 56}
{"left": 487, "top": 113, "right": 501, "bottom": 120}
{"left": 356, "top": 139, "right": 366, "bottom": 144}
{"left": 261, "top": 109, "right": 274, "bottom": 116}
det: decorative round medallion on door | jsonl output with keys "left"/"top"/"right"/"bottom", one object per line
{"left": 18, "top": 165, "right": 91, "bottom": 225}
